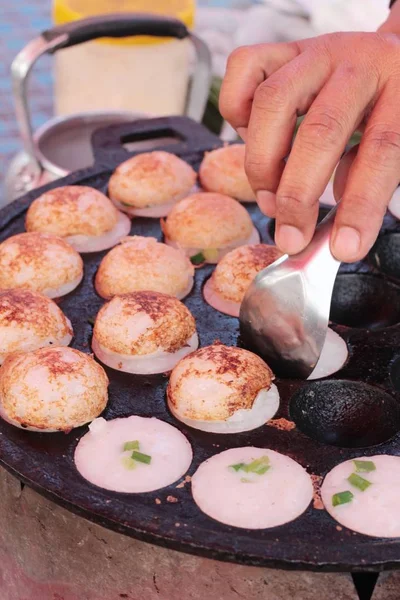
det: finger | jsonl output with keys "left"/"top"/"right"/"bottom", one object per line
{"left": 332, "top": 83, "right": 400, "bottom": 262}
{"left": 275, "top": 65, "right": 377, "bottom": 254}
{"left": 219, "top": 42, "right": 301, "bottom": 132}
{"left": 237, "top": 127, "right": 247, "bottom": 142}
{"left": 333, "top": 145, "right": 359, "bottom": 202}
{"left": 257, "top": 189, "right": 277, "bottom": 217}
{"left": 245, "top": 49, "right": 332, "bottom": 222}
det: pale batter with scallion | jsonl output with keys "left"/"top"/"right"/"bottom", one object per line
{"left": 74, "top": 416, "right": 193, "bottom": 493}
{"left": 191, "top": 447, "right": 313, "bottom": 529}
{"left": 321, "top": 455, "right": 400, "bottom": 537}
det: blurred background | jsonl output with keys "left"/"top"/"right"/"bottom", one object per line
{"left": 0, "top": 0, "right": 391, "bottom": 196}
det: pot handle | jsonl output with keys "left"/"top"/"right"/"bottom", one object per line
{"left": 42, "top": 13, "right": 188, "bottom": 47}
{"left": 11, "top": 13, "right": 212, "bottom": 177}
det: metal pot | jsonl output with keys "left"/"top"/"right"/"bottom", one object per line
{"left": 4, "top": 12, "right": 211, "bottom": 205}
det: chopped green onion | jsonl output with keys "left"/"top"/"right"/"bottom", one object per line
{"left": 353, "top": 460, "right": 376, "bottom": 473}
{"left": 203, "top": 248, "right": 219, "bottom": 262}
{"left": 254, "top": 464, "right": 270, "bottom": 475}
{"left": 240, "top": 477, "right": 254, "bottom": 483}
{"left": 87, "top": 317, "right": 95, "bottom": 325}
{"left": 230, "top": 463, "right": 245, "bottom": 472}
{"left": 121, "top": 201, "right": 133, "bottom": 207}
{"left": 348, "top": 473, "right": 372, "bottom": 492}
{"left": 190, "top": 252, "right": 205, "bottom": 265}
{"left": 121, "top": 456, "right": 136, "bottom": 470}
{"left": 332, "top": 491, "right": 354, "bottom": 507}
{"left": 123, "top": 440, "right": 140, "bottom": 452}
{"left": 243, "top": 456, "right": 270, "bottom": 475}
{"left": 229, "top": 456, "right": 270, "bottom": 475}
{"left": 131, "top": 450, "right": 152, "bottom": 465}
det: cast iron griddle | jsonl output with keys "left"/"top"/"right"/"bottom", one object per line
{"left": 1, "top": 117, "right": 400, "bottom": 572}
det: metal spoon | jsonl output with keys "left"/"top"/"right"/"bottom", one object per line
{"left": 239, "top": 206, "right": 341, "bottom": 379}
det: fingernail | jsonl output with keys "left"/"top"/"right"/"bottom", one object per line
{"left": 333, "top": 226, "right": 361, "bottom": 261}
{"left": 237, "top": 127, "right": 247, "bottom": 141}
{"left": 257, "top": 190, "right": 276, "bottom": 217}
{"left": 276, "top": 224, "right": 306, "bottom": 255}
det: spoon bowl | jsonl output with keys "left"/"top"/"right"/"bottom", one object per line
{"left": 239, "top": 207, "right": 341, "bottom": 379}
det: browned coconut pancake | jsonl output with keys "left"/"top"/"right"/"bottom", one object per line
{"left": 108, "top": 151, "right": 197, "bottom": 217}
{"left": 167, "top": 342, "right": 279, "bottom": 433}
{"left": 95, "top": 236, "right": 194, "bottom": 300}
{"left": 199, "top": 144, "right": 255, "bottom": 202}
{"left": 0, "top": 289, "right": 73, "bottom": 363}
{"left": 162, "top": 192, "right": 259, "bottom": 265}
{"left": 25, "top": 185, "right": 130, "bottom": 253}
{"left": 204, "top": 244, "right": 282, "bottom": 316}
{"left": 0, "top": 232, "right": 83, "bottom": 298}
{"left": 92, "top": 291, "right": 198, "bottom": 375}
{"left": 0, "top": 347, "right": 108, "bottom": 432}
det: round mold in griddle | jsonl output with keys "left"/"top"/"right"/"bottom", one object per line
{"left": 3, "top": 117, "right": 400, "bottom": 572}
{"left": 290, "top": 380, "right": 400, "bottom": 448}
{"left": 369, "top": 233, "right": 400, "bottom": 282}
{"left": 267, "top": 206, "right": 330, "bottom": 241}
{"left": 330, "top": 273, "right": 400, "bottom": 329}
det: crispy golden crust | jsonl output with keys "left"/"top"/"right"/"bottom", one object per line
{"left": 311, "top": 474, "right": 324, "bottom": 510}
{"left": 0, "top": 233, "right": 83, "bottom": 294}
{"left": 212, "top": 244, "right": 282, "bottom": 303}
{"left": 26, "top": 186, "right": 119, "bottom": 237}
{"left": 199, "top": 144, "right": 255, "bottom": 202}
{"left": 93, "top": 291, "right": 196, "bottom": 355}
{"left": 95, "top": 236, "right": 194, "bottom": 300}
{"left": 268, "top": 418, "right": 296, "bottom": 431}
{"left": 108, "top": 151, "right": 197, "bottom": 208}
{"left": 0, "top": 289, "right": 71, "bottom": 342}
{"left": 162, "top": 192, "right": 253, "bottom": 249}
{"left": 29, "top": 347, "right": 84, "bottom": 377}
{"left": 0, "top": 347, "right": 108, "bottom": 431}
{"left": 167, "top": 342, "right": 274, "bottom": 420}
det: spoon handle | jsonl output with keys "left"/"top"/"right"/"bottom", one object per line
{"left": 286, "top": 205, "right": 341, "bottom": 281}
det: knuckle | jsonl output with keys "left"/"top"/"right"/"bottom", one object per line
{"left": 253, "top": 80, "right": 289, "bottom": 113}
{"left": 363, "top": 127, "right": 400, "bottom": 166}
{"left": 226, "top": 45, "right": 254, "bottom": 69}
{"left": 376, "top": 32, "right": 400, "bottom": 54}
{"left": 342, "top": 191, "right": 371, "bottom": 206}
{"left": 317, "top": 32, "right": 343, "bottom": 52}
{"left": 244, "top": 155, "right": 273, "bottom": 187}
{"left": 276, "top": 190, "right": 319, "bottom": 214}
{"left": 340, "top": 192, "right": 386, "bottom": 221}
{"left": 298, "top": 109, "right": 346, "bottom": 148}
{"left": 221, "top": 45, "right": 258, "bottom": 122}
{"left": 337, "top": 61, "right": 358, "bottom": 80}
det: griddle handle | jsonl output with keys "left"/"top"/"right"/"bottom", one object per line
{"left": 42, "top": 14, "right": 189, "bottom": 50}
{"left": 92, "top": 116, "right": 222, "bottom": 165}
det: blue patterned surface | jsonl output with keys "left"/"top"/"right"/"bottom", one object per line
{"left": 0, "top": 3, "right": 52, "bottom": 191}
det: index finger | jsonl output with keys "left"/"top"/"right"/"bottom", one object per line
{"left": 219, "top": 42, "right": 301, "bottom": 132}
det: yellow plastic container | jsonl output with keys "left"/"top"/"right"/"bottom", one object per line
{"left": 53, "top": 0, "right": 195, "bottom": 117}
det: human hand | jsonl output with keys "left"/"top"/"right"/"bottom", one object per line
{"left": 219, "top": 32, "right": 400, "bottom": 262}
